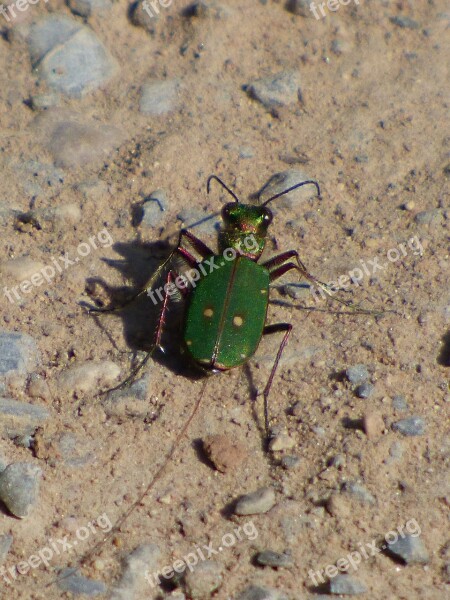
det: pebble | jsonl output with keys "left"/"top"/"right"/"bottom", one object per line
{"left": 57, "top": 568, "right": 107, "bottom": 596}
{"left": 183, "top": 560, "right": 223, "bottom": 599}
{"left": 390, "top": 15, "right": 419, "bottom": 29}
{"left": 27, "top": 375, "right": 52, "bottom": 401}
{"left": 326, "top": 493, "right": 351, "bottom": 518}
{"left": 177, "top": 209, "right": 220, "bottom": 235}
{"left": 362, "top": 412, "right": 384, "bottom": 439}
{"left": 0, "top": 534, "right": 13, "bottom": 564}
{"left": 0, "top": 331, "right": 39, "bottom": 379}
{"left": 34, "top": 109, "right": 125, "bottom": 169}
{"left": 11, "top": 159, "right": 65, "bottom": 198}
{"left": 57, "top": 360, "right": 120, "bottom": 396}
{"left": 28, "top": 16, "right": 118, "bottom": 97}
{"left": 392, "top": 416, "right": 426, "bottom": 436}
{"left": 110, "top": 544, "right": 160, "bottom": 600}
{"left": 388, "top": 441, "right": 404, "bottom": 461}
{"left": 202, "top": 434, "right": 247, "bottom": 473}
{"left": 256, "top": 169, "right": 315, "bottom": 209}
{"left": 0, "top": 398, "right": 50, "bottom": 441}
{"left": 235, "top": 585, "right": 288, "bottom": 600}
{"left": 139, "top": 79, "right": 180, "bottom": 116}
{"left": 392, "top": 395, "right": 408, "bottom": 411}
{"left": 342, "top": 481, "right": 376, "bottom": 505}
{"left": 244, "top": 71, "right": 302, "bottom": 111}
{"left": 30, "top": 92, "right": 61, "bottom": 110}
{"left": 345, "top": 364, "right": 369, "bottom": 385}
{"left": 269, "top": 432, "right": 296, "bottom": 452}
{"left": 414, "top": 209, "right": 443, "bottom": 226}
{"left": 67, "top": 0, "right": 112, "bottom": 18}
{"left": 138, "top": 190, "right": 167, "bottom": 227}
{"left": 255, "top": 550, "right": 294, "bottom": 568}
{"left": 285, "top": 0, "right": 312, "bottom": 17}
{"left": 328, "top": 574, "right": 367, "bottom": 595}
{"left": 280, "top": 455, "right": 300, "bottom": 470}
{"left": 0, "top": 462, "right": 42, "bottom": 518}
{"left": 355, "top": 382, "right": 374, "bottom": 399}
{"left": 385, "top": 534, "right": 429, "bottom": 565}
{"left": 0, "top": 258, "right": 46, "bottom": 285}
{"left": 234, "top": 487, "right": 276, "bottom": 515}
{"left": 103, "top": 376, "right": 152, "bottom": 418}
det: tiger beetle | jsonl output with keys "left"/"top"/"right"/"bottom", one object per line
{"left": 90, "top": 174, "right": 371, "bottom": 439}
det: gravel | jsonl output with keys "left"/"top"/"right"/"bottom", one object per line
{"left": 391, "top": 416, "right": 426, "bottom": 436}
{"left": 0, "top": 462, "right": 42, "bottom": 518}
{"left": 328, "top": 574, "right": 367, "bottom": 595}
{"left": 234, "top": 487, "right": 276, "bottom": 515}
{"left": 384, "top": 534, "right": 430, "bottom": 565}
{"left": 57, "top": 568, "right": 107, "bottom": 596}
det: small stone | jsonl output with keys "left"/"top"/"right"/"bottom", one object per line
{"left": 234, "top": 487, "right": 276, "bottom": 515}
{"left": 326, "top": 493, "right": 351, "bottom": 518}
{"left": 28, "top": 16, "right": 118, "bottom": 97}
{"left": 255, "top": 550, "right": 293, "bottom": 568}
{"left": 57, "top": 360, "right": 120, "bottom": 396}
{"left": 57, "top": 568, "right": 107, "bottom": 596}
{"left": 388, "top": 441, "right": 404, "bottom": 461}
{"left": 362, "top": 412, "right": 384, "bottom": 439}
{"left": 103, "top": 376, "right": 152, "bottom": 418}
{"left": 402, "top": 200, "right": 415, "bottom": 211}
{"left": 67, "top": 0, "right": 112, "bottom": 18}
{"left": 285, "top": 0, "right": 312, "bottom": 17}
{"left": 392, "top": 395, "right": 408, "bottom": 411}
{"left": 0, "top": 398, "right": 50, "bottom": 440}
{"left": 177, "top": 209, "right": 220, "bottom": 235}
{"left": 244, "top": 71, "right": 302, "bottom": 111}
{"left": 28, "top": 375, "right": 52, "bottom": 401}
{"left": 0, "top": 258, "right": 46, "bottom": 285}
{"left": 390, "top": 15, "right": 419, "bottom": 29}
{"left": 184, "top": 560, "right": 223, "bottom": 599}
{"left": 355, "top": 382, "right": 374, "bottom": 399}
{"left": 129, "top": 0, "right": 160, "bottom": 32}
{"left": 328, "top": 574, "right": 367, "bottom": 595}
{"left": 0, "top": 331, "right": 39, "bottom": 379}
{"left": 30, "top": 92, "right": 60, "bottom": 110}
{"left": 346, "top": 364, "right": 369, "bottom": 385}
{"left": 11, "top": 159, "right": 65, "bottom": 198}
{"left": 110, "top": 544, "right": 160, "bottom": 599}
{"left": 280, "top": 455, "right": 300, "bottom": 469}
{"left": 414, "top": 209, "right": 443, "bottom": 225}
{"left": 269, "top": 432, "right": 296, "bottom": 452}
{"left": 342, "top": 481, "right": 376, "bottom": 505}
{"left": 0, "top": 534, "right": 13, "bottom": 564}
{"left": 0, "top": 462, "right": 42, "bottom": 518}
{"left": 203, "top": 434, "right": 247, "bottom": 473}
{"left": 392, "top": 416, "right": 426, "bottom": 436}
{"left": 385, "top": 534, "right": 429, "bottom": 565}
{"left": 140, "top": 79, "right": 180, "bottom": 116}
{"left": 138, "top": 190, "right": 167, "bottom": 227}
{"left": 235, "top": 585, "right": 288, "bottom": 600}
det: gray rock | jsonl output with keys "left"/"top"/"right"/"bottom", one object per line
{"left": 56, "top": 433, "right": 95, "bottom": 467}
{"left": 234, "top": 487, "right": 276, "bottom": 515}
{"left": 235, "top": 585, "right": 288, "bottom": 600}
{"left": 57, "top": 360, "right": 120, "bottom": 396}
{"left": 110, "top": 544, "right": 160, "bottom": 600}
{"left": 255, "top": 550, "right": 294, "bottom": 568}
{"left": 103, "top": 376, "right": 153, "bottom": 418}
{"left": 392, "top": 395, "right": 408, "bottom": 411}
{"left": 11, "top": 159, "right": 65, "bottom": 198}
{"left": 184, "top": 560, "right": 223, "bottom": 599}
{"left": 177, "top": 209, "right": 220, "bottom": 235}
{"left": 28, "top": 16, "right": 118, "bottom": 97}
{"left": 0, "top": 534, "right": 13, "bottom": 564}
{"left": 256, "top": 169, "right": 317, "bottom": 209}
{"left": 0, "top": 462, "right": 42, "bottom": 518}
{"left": 328, "top": 574, "right": 367, "bottom": 595}
{"left": 139, "top": 191, "right": 167, "bottom": 227}
{"left": 0, "top": 331, "right": 39, "bottom": 380}
{"left": 390, "top": 15, "right": 419, "bottom": 29}
{"left": 244, "top": 71, "right": 302, "bottom": 111}
{"left": 342, "top": 481, "right": 376, "bottom": 505}
{"left": 57, "top": 568, "right": 107, "bottom": 595}
{"left": 414, "top": 209, "right": 443, "bottom": 225}
{"left": 139, "top": 79, "right": 180, "bottom": 116}
{"left": 0, "top": 398, "right": 50, "bottom": 440}
{"left": 280, "top": 455, "right": 300, "bottom": 469}
{"left": 67, "top": 0, "right": 112, "bottom": 18}
{"left": 355, "top": 382, "right": 374, "bottom": 399}
{"left": 392, "top": 416, "right": 426, "bottom": 436}
{"left": 30, "top": 92, "right": 61, "bottom": 110}
{"left": 285, "top": 0, "right": 313, "bottom": 17}
{"left": 385, "top": 534, "right": 429, "bottom": 565}
{"left": 345, "top": 364, "right": 369, "bottom": 385}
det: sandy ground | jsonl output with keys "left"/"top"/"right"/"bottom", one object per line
{"left": 0, "top": 0, "right": 449, "bottom": 599}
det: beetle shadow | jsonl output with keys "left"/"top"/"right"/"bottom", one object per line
{"left": 81, "top": 237, "right": 203, "bottom": 379}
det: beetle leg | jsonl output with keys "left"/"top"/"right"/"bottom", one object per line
{"left": 261, "top": 323, "right": 292, "bottom": 438}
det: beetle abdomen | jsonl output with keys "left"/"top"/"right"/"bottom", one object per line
{"left": 183, "top": 256, "right": 270, "bottom": 370}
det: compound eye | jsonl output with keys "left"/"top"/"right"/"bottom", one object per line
{"left": 262, "top": 208, "right": 273, "bottom": 225}
{"left": 221, "top": 202, "right": 236, "bottom": 220}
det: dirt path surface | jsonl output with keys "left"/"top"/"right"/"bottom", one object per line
{"left": 0, "top": 1, "right": 448, "bottom": 599}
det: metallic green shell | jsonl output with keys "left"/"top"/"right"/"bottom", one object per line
{"left": 183, "top": 256, "right": 270, "bottom": 369}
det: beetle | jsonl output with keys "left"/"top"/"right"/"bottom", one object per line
{"left": 90, "top": 175, "right": 347, "bottom": 437}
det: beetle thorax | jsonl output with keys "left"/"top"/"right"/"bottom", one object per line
{"left": 218, "top": 203, "right": 272, "bottom": 260}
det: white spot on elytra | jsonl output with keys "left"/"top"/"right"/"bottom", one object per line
{"left": 233, "top": 315, "right": 244, "bottom": 327}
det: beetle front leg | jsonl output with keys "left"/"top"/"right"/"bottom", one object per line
{"left": 261, "top": 323, "right": 292, "bottom": 440}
